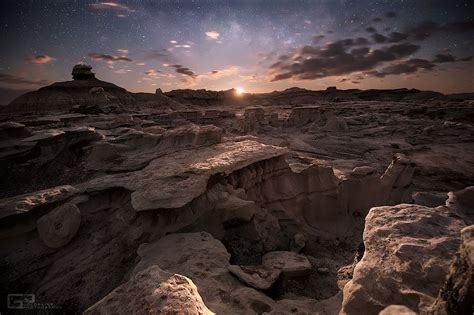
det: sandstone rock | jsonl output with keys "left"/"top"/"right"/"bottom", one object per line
{"left": 379, "top": 305, "right": 416, "bottom": 315}
{"left": 412, "top": 191, "right": 447, "bottom": 207}
{"left": 36, "top": 203, "right": 82, "bottom": 248}
{"left": 229, "top": 287, "right": 275, "bottom": 314}
{"left": 429, "top": 224, "right": 474, "bottom": 315}
{"left": 262, "top": 251, "right": 312, "bottom": 278}
{"left": 287, "top": 106, "right": 321, "bottom": 126}
{"left": 350, "top": 166, "right": 376, "bottom": 176}
{"left": 0, "top": 185, "right": 78, "bottom": 220}
{"left": 89, "top": 87, "right": 104, "bottom": 95}
{"left": 4, "top": 65, "right": 135, "bottom": 113}
{"left": 72, "top": 64, "right": 95, "bottom": 80}
{"left": 323, "top": 116, "right": 349, "bottom": 132}
{"left": 341, "top": 204, "right": 466, "bottom": 314}
{"left": 446, "top": 186, "right": 474, "bottom": 221}
{"left": 132, "top": 232, "right": 246, "bottom": 314}
{"left": 22, "top": 129, "right": 65, "bottom": 142}
{"left": 84, "top": 265, "right": 213, "bottom": 315}
{"left": 0, "top": 121, "right": 30, "bottom": 140}
{"left": 290, "top": 233, "right": 306, "bottom": 253}
{"left": 228, "top": 264, "right": 281, "bottom": 290}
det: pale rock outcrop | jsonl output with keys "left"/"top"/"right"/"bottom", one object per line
{"left": 379, "top": 305, "right": 416, "bottom": 315}
{"left": 340, "top": 204, "right": 466, "bottom": 314}
{"left": 84, "top": 265, "right": 213, "bottom": 315}
{"left": 132, "top": 232, "right": 250, "bottom": 314}
{"left": 262, "top": 251, "right": 312, "bottom": 278}
{"left": 36, "top": 203, "right": 81, "bottom": 248}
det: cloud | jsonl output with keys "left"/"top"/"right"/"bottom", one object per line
{"left": 114, "top": 69, "right": 131, "bottom": 74}
{"left": 205, "top": 31, "right": 220, "bottom": 40}
{"left": 385, "top": 11, "right": 397, "bottom": 18}
{"left": 169, "top": 64, "right": 197, "bottom": 78}
{"left": 366, "top": 27, "right": 376, "bottom": 33}
{"left": 404, "top": 20, "right": 474, "bottom": 41}
{"left": 372, "top": 17, "right": 382, "bottom": 23}
{"left": 368, "top": 58, "right": 435, "bottom": 78}
{"left": 88, "top": 53, "right": 132, "bottom": 62}
{"left": 89, "top": 2, "right": 135, "bottom": 12}
{"left": 372, "top": 33, "right": 387, "bottom": 43}
{"left": 269, "top": 40, "right": 421, "bottom": 82}
{"left": 27, "top": 55, "right": 56, "bottom": 64}
{"left": 432, "top": 53, "right": 456, "bottom": 63}
{"left": 0, "top": 73, "right": 51, "bottom": 86}
{"left": 117, "top": 49, "right": 128, "bottom": 54}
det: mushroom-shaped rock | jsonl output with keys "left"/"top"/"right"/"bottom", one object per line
{"left": 72, "top": 64, "right": 95, "bottom": 80}
{"left": 262, "top": 251, "right": 312, "bottom": 278}
{"left": 228, "top": 265, "right": 281, "bottom": 290}
{"left": 37, "top": 203, "right": 81, "bottom": 248}
{"left": 84, "top": 265, "right": 214, "bottom": 315}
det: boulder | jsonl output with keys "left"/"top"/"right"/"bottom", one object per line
{"left": 262, "top": 251, "right": 312, "bottom": 278}
{"left": 36, "top": 203, "right": 82, "bottom": 248}
{"left": 341, "top": 204, "right": 466, "bottom": 314}
{"left": 84, "top": 265, "right": 213, "bottom": 315}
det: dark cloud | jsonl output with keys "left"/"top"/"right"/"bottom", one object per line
{"left": 170, "top": 64, "right": 197, "bottom": 78}
{"left": 387, "top": 32, "right": 409, "bottom": 43}
{"left": 372, "top": 17, "right": 382, "bottom": 23}
{"left": 432, "top": 53, "right": 456, "bottom": 63}
{"left": 385, "top": 11, "right": 397, "bottom": 18}
{"left": 26, "top": 55, "right": 55, "bottom": 64}
{"left": 211, "top": 70, "right": 219, "bottom": 74}
{"left": 372, "top": 32, "right": 408, "bottom": 44}
{"left": 0, "top": 73, "right": 51, "bottom": 86}
{"left": 369, "top": 58, "right": 435, "bottom": 78}
{"left": 270, "top": 41, "right": 420, "bottom": 81}
{"left": 404, "top": 20, "right": 474, "bottom": 41}
{"left": 88, "top": 53, "right": 132, "bottom": 62}
{"left": 372, "top": 33, "right": 387, "bottom": 43}
{"left": 460, "top": 56, "right": 473, "bottom": 62}
{"left": 366, "top": 27, "right": 376, "bottom": 33}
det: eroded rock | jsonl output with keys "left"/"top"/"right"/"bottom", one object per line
{"left": 36, "top": 202, "right": 81, "bottom": 248}
{"left": 84, "top": 265, "right": 213, "bottom": 315}
{"left": 341, "top": 204, "right": 466, "bottom": 314}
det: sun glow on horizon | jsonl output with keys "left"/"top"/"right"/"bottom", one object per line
{"left": 235, "top": 87, "right": 245, "bottom": 95}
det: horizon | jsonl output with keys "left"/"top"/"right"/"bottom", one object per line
{"left": 1, "top": 0, "right": 473, "bottom": 104}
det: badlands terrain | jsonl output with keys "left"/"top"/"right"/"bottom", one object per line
{"left": 0, "top": 65, "right": 473, "bottom": 314}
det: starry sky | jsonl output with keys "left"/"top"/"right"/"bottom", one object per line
{"left": 0, "top": 0, "right": 473, "bottom": 103}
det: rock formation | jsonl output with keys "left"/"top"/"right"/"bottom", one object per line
{"left": 0, "top": 67, "right": 473, "bottom": 314}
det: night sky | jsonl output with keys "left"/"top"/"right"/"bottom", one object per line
{"left": 0, "top": 0, "right": 473, "bottom": 103}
